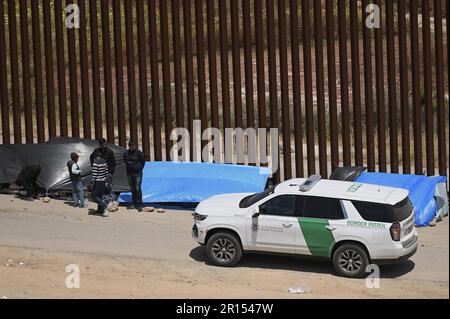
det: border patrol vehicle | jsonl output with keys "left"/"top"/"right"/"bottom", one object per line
{"left": 192, "top": 175, "right": 418, "bottom": 277}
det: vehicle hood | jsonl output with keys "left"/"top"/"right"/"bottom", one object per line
{"left": 195, "top": 193, "right": 253, "bottom": 216}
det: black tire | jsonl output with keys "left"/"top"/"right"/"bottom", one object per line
{"left": 332, "top": 243, "right": 369, "bottom": 278}
{"left": 206, "top": 232, "right": 243, "bottom": 267}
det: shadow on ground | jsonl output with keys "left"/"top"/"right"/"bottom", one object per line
{"left": 119, "top": 202, "right": 197, "bottom": 212}
{"left": 378, "top": 261, "right": 416, "bottom": 278}
{"left": 189, "top": 246, "right": 415, "bottom": 278}
{"left": 87, "top": 208, "right": 109, "bottom": 218}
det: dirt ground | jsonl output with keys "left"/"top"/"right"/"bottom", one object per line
{"left": 0, "top": 193, "right": 448, "bottom": 299}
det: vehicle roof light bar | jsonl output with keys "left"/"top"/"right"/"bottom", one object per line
{"left": 299, "top": 175, "right": 322, "bottom": 192}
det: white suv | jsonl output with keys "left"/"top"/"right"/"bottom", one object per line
{"left": 192, "top": 175, "right": 418, "bottom": 277}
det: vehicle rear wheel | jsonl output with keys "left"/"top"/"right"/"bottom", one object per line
{"left": 206, "top": 232, "right": 243, "bottom": 267}
{"left": 332, "top": 244, "right": 369, "bottom": 278}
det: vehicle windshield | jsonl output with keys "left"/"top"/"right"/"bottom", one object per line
{"left": 391, "top": 197, "right": 414, "bottom": 222}
{"left": 239, "top": 185, "right": 276, "bottom": 208}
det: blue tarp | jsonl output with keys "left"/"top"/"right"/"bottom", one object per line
{"left": 355, "top": 172, "right": 448, "bottom": 226}
{"left": 119, "top": 162, "right": 270, "bottom": 204}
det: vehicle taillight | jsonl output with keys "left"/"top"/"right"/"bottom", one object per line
{"left": 390, "top": 223, "right": 401, "bottom": 241}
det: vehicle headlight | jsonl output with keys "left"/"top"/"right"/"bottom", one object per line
{"left": 192, "top": 212, "right": 208, "bottom": 221}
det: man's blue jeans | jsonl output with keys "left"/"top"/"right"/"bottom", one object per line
{"left": 71, "top": 180, "right": 85, "bottom": 207}
{"left": 107, "top": 175, "right": 116, "bottom": 202}
{"left": 92, "top": 181, "right": 106, "bottom": 214}
{"left": 127, "top": 174, "right": 143, "bottom": 208}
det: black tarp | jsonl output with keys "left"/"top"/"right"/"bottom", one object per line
{"left": 0, "top": 138, "right": 129, "bottom": 192}
{"left": 329, "top": 166, "right": 367, "bottom": 181}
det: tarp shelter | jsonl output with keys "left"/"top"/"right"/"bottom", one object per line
{"left": 355, "top": 172, "right": 448, "bottom": 227}
{"left": 119, "top": 162, "right": 270, "bottom": 203}
{"left": 0, "top": 138, "right": 129, "bottom": 192}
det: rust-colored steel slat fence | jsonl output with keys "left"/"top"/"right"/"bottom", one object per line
{"left": 0, "top": 0, "right": 448, "bottom": 182}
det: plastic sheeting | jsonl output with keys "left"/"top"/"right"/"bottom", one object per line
{"left": 0, "top": 138, "right": 129, "bottom": 192}
{"left": 355, "top": 172, "right": 448, "bottom": 227}
{"left": 435, "top": 182, "right": 449, "bottom": 222}
{"left": 119, "top": 162, "right": 270, "bottom": 203}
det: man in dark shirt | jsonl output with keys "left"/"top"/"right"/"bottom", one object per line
{"left": 123, "top": 140, "right": 145, "bottom": 212}
{"left": 15, "top": 163, "right": 42, "bottom": 200}
{"left": 90, "top": 138, "right": 116, "bottom": 204}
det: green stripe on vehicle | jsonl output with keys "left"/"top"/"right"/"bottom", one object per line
{"left": 298, "top": 217, "right": 335, "bottom": 257}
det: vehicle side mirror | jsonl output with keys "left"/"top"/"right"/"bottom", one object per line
{"left": 252, "top": 207, "right": 260, "bottom": 218}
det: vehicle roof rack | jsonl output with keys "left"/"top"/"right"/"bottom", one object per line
{"left": 299, "top": 175, "right": 322, "bottom": 192}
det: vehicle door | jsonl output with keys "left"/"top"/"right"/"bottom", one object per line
{"left": 296, "top": 196, "right": 346, "bottom": 257}
{"left": 248, "top": 195, "right": 298, "bottom": 253}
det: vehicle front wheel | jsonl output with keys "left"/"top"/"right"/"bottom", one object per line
{"left": 206, "top": 232, "right": 243, "bottom": 267}
{"left": 332, "top": 243, "right": 369, "bottom": 278}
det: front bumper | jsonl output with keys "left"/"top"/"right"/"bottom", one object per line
{"left": 192, "top": 224, "right": 198, "bottom": 237}
{"left": 191, "top": 223, "right": 206, "bottom": 244}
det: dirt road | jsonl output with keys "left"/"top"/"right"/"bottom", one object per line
{"left": 0, "top": 194, "right": 448, "bottom": 298}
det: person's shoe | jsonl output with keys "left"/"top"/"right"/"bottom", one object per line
{"left": 102, "top": 211, "right": 109, "bottom": 217}
{"left": 137, "top": 206, "right": 143, "bottom": 213}
{"left": 73, "top": 203, "right": 78, "bottom": 208}
{"left": 79, "top": 204, "right": 85, "bottom": 209}
{"left": 128, "top": 205, "right": 135, "bottom": 210}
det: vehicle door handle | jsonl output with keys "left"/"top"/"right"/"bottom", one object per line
{"left": 282, "top": 223, "right": 293, "bottom": 228}
{"left": 326, "top": 226, "right": 336, "bottom": 231}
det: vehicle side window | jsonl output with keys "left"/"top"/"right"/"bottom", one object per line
{"left": 391, "top": 198, "right": 413, "bottom": 222}
{"left": 302, "top": 196, "right": 345, "bottom": 220}
{"left": 259, "top": 195, "right": 297, "bottom": 217}
{"left": 240, "top": 185, "right": 276, "bottom": 208}
{"left": 294, "top": 196, "right": 304, "bottom": 217}
{"left": 352, "top": 201, "right": 394, "bottom": 223}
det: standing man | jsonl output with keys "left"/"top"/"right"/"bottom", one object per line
{"left": 123, "top": 140, "right": 145, "bottom": 212}
{"left": 91, "top": 150, "right": 109, "bottom": 217}
{"left": 90, "top": 138, "right": 116, "bottom": 205}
